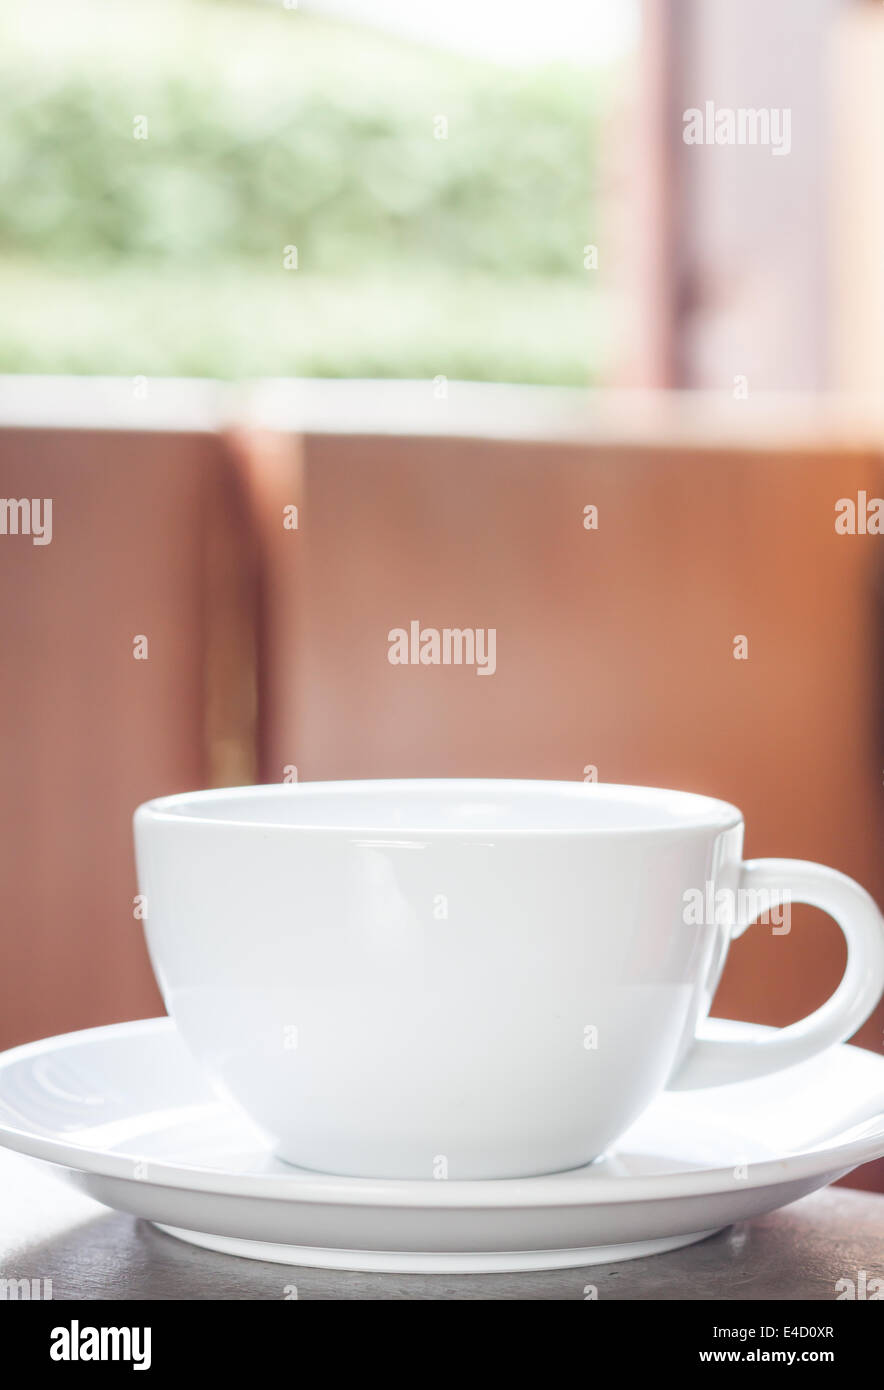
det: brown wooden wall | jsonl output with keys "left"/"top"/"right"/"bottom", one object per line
{"left": 0, "top": 425, "right": 256, "bottom": 1048}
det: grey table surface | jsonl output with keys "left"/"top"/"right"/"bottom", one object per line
{"left": 1, "top": 1149, "right": 882, "bottom": 1300}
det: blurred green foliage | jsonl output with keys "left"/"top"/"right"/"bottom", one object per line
{"left": 0, "top": 0, "right": 610, "bottom": 383}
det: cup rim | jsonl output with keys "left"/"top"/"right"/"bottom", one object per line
{"left": 134, "top": 779, "right": 743, "bottom": 838}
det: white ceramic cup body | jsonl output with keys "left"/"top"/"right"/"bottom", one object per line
{"left": 133, "top": 779, "right": 884, "bottom": 1181}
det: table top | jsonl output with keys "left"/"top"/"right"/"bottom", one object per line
{"left": 1, "top": 1149, "right": 882, "bottom": 1300}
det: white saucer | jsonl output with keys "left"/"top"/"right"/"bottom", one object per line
{"left": 0, "top": 1018, "right": 882, "bottom": 1274}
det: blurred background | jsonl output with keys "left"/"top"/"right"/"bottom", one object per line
{"left": 0, "top": 0, "right": 625, "bottom": 383}
{"left": 1, "top": 0, "right": 884, "bottom": 1188}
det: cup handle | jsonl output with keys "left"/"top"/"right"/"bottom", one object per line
{"left": 669, "top": 858, "right": 884, "bottom": 1089}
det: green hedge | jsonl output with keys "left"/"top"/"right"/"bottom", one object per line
{"left": 0, "top": 0, "right": 607, "bottom": 381}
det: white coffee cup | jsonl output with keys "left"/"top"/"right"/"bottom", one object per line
{"left": 134, "top": 779, "right": 884, "bottom": 1181}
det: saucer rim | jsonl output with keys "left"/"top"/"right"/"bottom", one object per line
{"left": 0, "top": 1017, "right": 881, "bottom": 1211}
